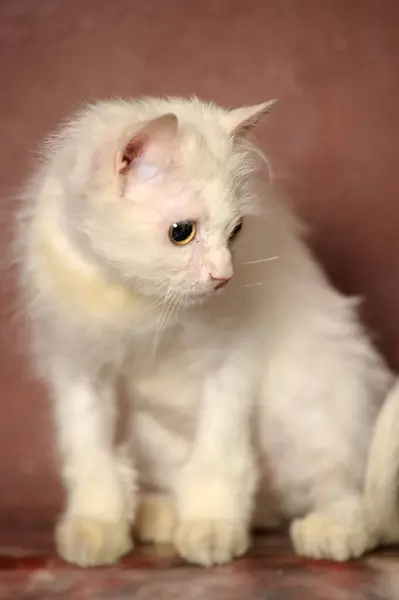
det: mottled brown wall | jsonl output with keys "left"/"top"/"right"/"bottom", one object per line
{"left": 1, "top": 0, "right": 399, "bottom": 521}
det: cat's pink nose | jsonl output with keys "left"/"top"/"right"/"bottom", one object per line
{"left": 210, "top": 274, "right": 232, "bottom": 290}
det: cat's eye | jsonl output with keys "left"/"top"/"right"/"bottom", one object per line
{"left": 229, "top": 219, "right": 243, "bottom": 241}
{"left": 169, "top": 220, "right": 197, "bottom": 245}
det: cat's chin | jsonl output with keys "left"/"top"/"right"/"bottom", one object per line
{"left": 181, "top": 290, "right": 213, "bottom": 308}
{"left": 144, "top": 289, "right": 211, "bottom": 312}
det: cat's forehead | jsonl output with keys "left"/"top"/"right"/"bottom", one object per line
{"left": 177, "top": 138, "right": 237, "bottom": 208}
{"left": 178, "top": 122, "right": 232, "bottom": 173}
{"left": 168, "top": 128, "right": 246, "bottom": 224}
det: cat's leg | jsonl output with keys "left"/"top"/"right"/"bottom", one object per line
{"left": 53, "top": 372, "right": 136, "bottom": 566}
{"left": 260, "top": 343, "right": 389, "bottom": 562}
{"left": 287, "top": 400, "right": 382, "bottom": 562}
{"left": 285, "top": 387, "right": 378, "bottom": 560}
{"left": 132, "top": 411, "right": 187, "bottom": 545}
{"left": 136, "top": 492, "right": 176, "bottom": 544}
{"left": 289, "top": 483, "right": 373, "bottom": 562}
{"left": 174, "top": 363, "right": 258, "bottom": 566}
{"left": 132, "top": 417, "right": 279, "bottom": 545}
{"left": 315, "top": 380, "right": 399, "bottom": 557}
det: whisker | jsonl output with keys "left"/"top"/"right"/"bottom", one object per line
{"left": 150, "top": 292, "right": 169, "bottom": 308}
{"left": 153, "top": 285, "right": 173, "bottom": 355}
{"left": 242, "top": 282, "right": 263, "bottom": 288}
{"left": 242, "top": 256, "right": 279, "bottom": 265}
{"left": 161, "top": 293, "right": 178, "bottom": 337}
{"left": 174, "top": 291, "right": 185, "bottom": 317}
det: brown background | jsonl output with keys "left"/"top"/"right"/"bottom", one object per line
{"left": 1, "top": 0, "right": 399, "bottom": 523}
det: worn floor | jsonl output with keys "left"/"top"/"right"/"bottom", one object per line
{"left": 1, "top": 527, "right": 399, "bottom": 599}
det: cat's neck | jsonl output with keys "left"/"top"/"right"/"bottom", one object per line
{"left": 31, "top": 200, "right": 162, "bottom": 329}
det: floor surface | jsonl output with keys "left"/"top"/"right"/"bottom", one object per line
{"left": 1, "top": 527, "right": 399, "bottom": 599}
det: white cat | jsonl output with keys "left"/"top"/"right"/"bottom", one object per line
{"left": 17, "top": 96, "right": 392, "bottom": 568}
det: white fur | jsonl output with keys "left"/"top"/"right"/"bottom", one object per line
{"left": 17, "top": 96, "right": 392, "bottom": 567}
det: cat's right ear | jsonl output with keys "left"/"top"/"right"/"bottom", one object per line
{"left": 116, "top": 113, "right": 178, "bottom": 178}
{"left": 224, "top": 100, "right": 277, "bottom": 139}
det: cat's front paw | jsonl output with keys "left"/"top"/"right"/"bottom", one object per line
{"left": 175, "top": 519, "right": 250, "bottom": 566}
{"left": 56, "top": 515, "right": 133, "bottom": 567}
{"left": 290, "top": 511, "right": 371, "bottom": 562}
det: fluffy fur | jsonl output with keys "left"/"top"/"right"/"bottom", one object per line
{"left": 17, "top": 96, "right": 392, "bottom": 567}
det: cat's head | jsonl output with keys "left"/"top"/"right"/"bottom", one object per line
{"left": 69, "top": 98, "right": 276, "bottom": 307}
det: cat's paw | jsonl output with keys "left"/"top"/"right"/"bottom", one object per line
{"left": 135, "top": 493, "right": 176, "bottom": 544}
{"left": 290, "top": 512, "right": 370, "bottom": 562}
{"left": 175, "top": 519, "right": 250, "bottom": 566}
{"left": 56, "top": 515, "right": 133, "bottom": 567}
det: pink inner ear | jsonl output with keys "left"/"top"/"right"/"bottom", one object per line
{"left": 116, "top": 114, "right": 178, "bottom": 176}
{"left": 118, "top": 136, "right": 145, "bottom": 175}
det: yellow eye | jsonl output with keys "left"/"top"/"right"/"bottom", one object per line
{"left": 169, "top": 220, "right": 196, "bottom": 245}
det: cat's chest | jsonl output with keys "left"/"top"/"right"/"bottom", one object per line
{"left": 126, "top": 325, "right": 204, "bottom": 423}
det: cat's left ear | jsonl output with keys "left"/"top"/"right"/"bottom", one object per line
{"left": 224, "top": 99, "right": 277, "bottom": 138}
{"left": 117, "top": 113, "right": 178, "bottom": 175}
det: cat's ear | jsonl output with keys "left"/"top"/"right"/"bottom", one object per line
{"left": 116, "top": 113, "right": 178, "bottom": 176}
{"left": 224, "top": 100, "right": 277, "bottom": 139}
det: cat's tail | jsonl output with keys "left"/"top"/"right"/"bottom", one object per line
{"left": 363, "top": 379, "right": 399, "bottom": 543}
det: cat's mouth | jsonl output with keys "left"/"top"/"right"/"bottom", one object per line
{"left": 178, "top": 279, "right": 230, "bottom": 308}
